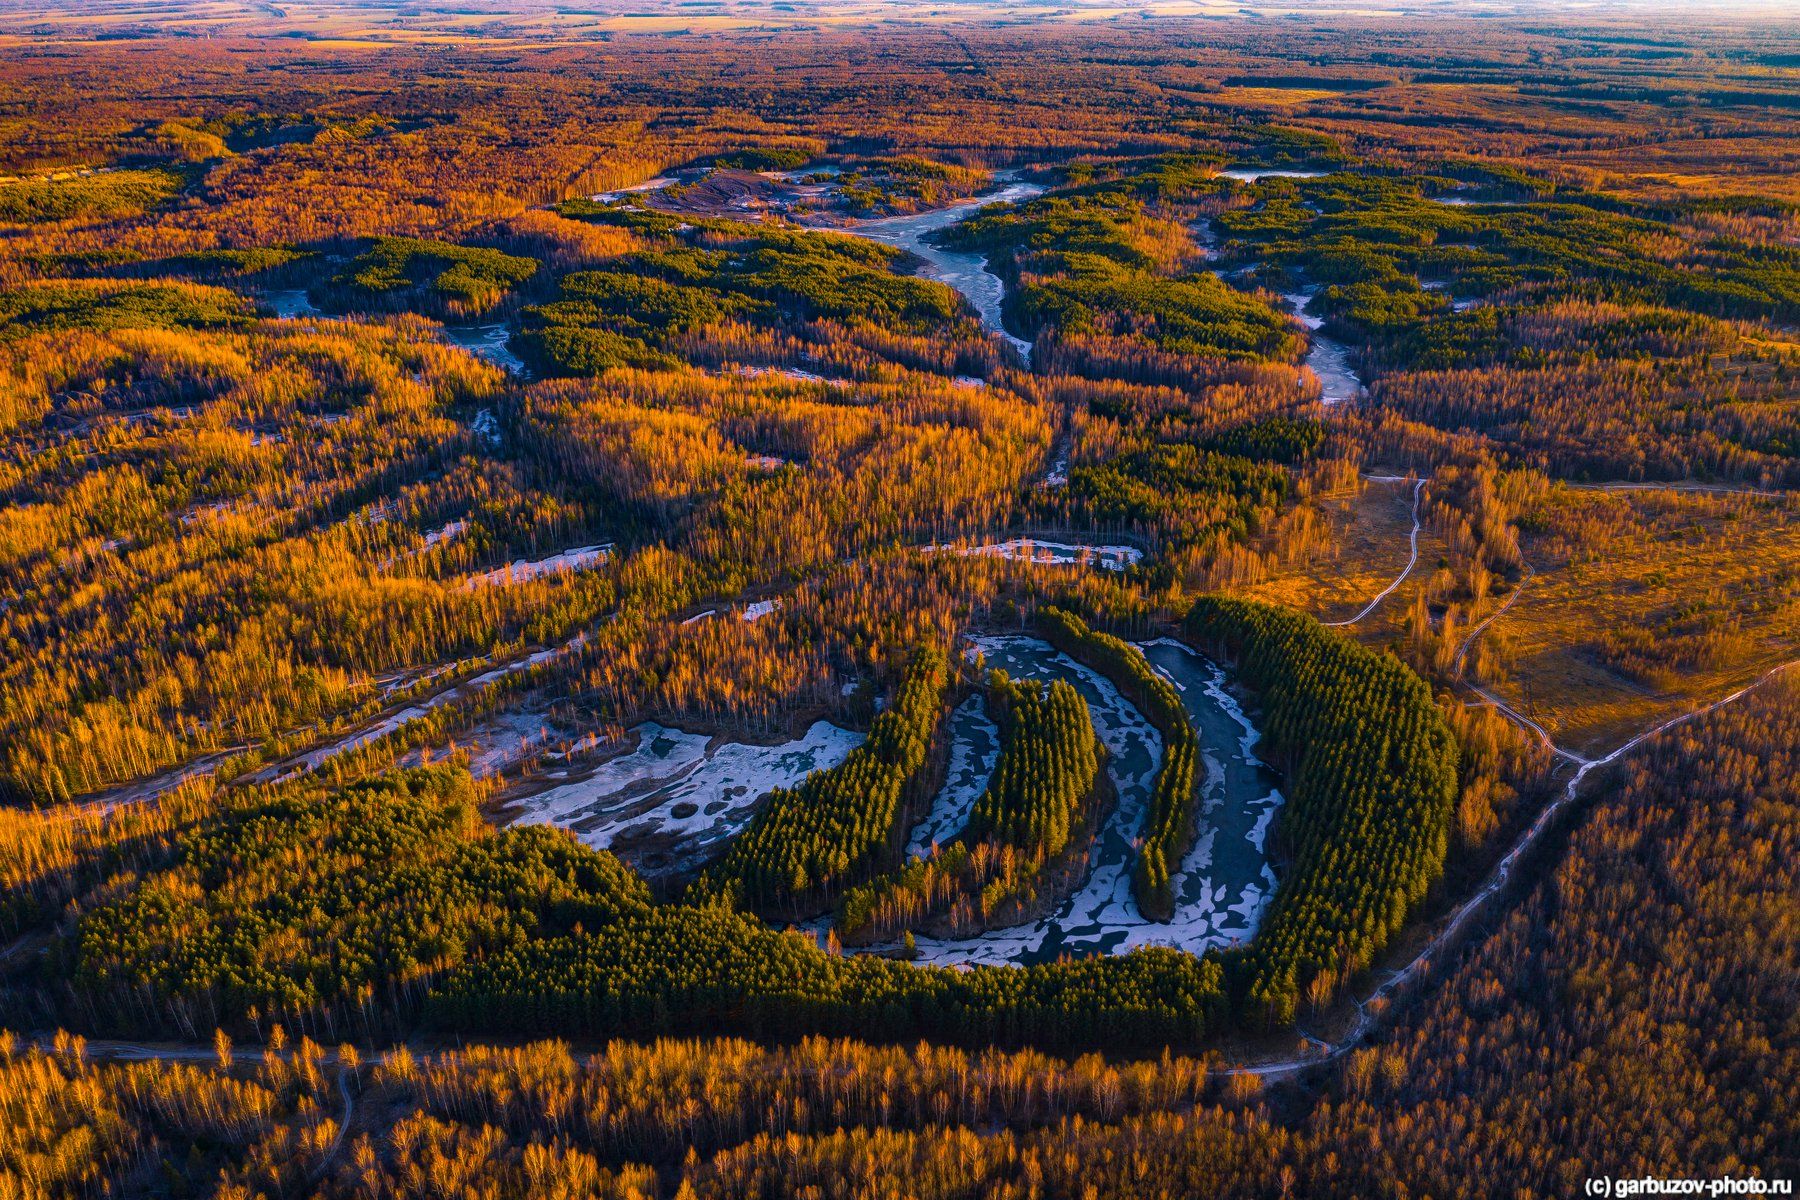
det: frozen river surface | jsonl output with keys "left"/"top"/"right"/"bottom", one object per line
{"left": 506, "top": 719, "right": 863, "bottom": 878}
{"left": 834, "top": 179, "right": 1044, "bottom": 361}
{"left": 1284, "top": 291, "right": 1361, "bottom": 406}
{"left": 901, "top": 635, "right": 1284, "bottom": 966}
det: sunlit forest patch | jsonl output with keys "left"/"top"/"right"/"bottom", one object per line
{"left": 0, "top": 9, "right": 1795, "bottom": 1196}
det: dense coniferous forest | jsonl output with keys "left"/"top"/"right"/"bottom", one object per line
{"left": 837, "top": 667, "right": 1103, "bottom": 943}
{"left": 0, "top": 6, "right": 1795, "bottom": 1197}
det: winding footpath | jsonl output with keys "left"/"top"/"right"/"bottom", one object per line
{"left": 1450, "top": 565, "right": 1533, "bottom": 677}
{"left": 1323, "top": 475, "right": 1427, "bottom": 628}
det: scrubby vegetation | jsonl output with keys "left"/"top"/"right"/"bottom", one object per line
{"left": 8, "top": 673, "right": 1792, "bottom": 1197}
{"left": 330, "top": 237, "right": 539, "bottom": 317}
{"left": 0, "top": 168, "right": 183, "bottom": 224}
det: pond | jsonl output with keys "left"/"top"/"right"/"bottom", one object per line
{"left": 505, "top": 719, "right": 865, "bottom": 879}
{"left": 438, "top": 320, "right": 529, "bottom": 375}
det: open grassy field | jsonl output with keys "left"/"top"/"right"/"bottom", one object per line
{"left": 1463, "top": 485, "right": 1800, "bottom": 755}
{"left": 1237, "top": 476, "right": 1424, "bottom": 623}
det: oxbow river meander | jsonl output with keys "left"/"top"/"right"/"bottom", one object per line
{"left": 504, "top": 634, "right": 1285, "bottom": 965}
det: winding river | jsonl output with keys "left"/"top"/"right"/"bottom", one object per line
{"left": 831, "top": 179, "right": 1044, "bottom": 361}
{"left": 900, "top": 634, "right": 1284, "bottom": 967}
{"left": 1284, "top": 291, "right": 1361, "bottom": 406}
{"left": 265, "top": 288, "right": 528, "bottom": 375}
{"left": 506, "top": 719, "right": 865, "bottom": 879}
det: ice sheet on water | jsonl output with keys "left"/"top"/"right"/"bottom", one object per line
{"left": 1219, "top": 168, "right": 1327, "bottom": 182}
{"left": 422, "top": 520, "right": 467, "bottom": 550}
{"left": 401, "top": 708, "right": 560, "bottom": 779}
{"left": 508, "top": 719, "right": 865, "bottom": 875}
{"left": 591, "top": 177, "right": 674, "bottom": 200}
{"left": 829, "top": 177, "right": 1044, "bottom": 363}
{"left": 462, "top": 544, "right": 613, "bottom": 588}
{"left": 440, "top": 324, "right": 526, "bottom": 375}
{"left": 928, "top": 538, "right": 1142, "bottom": 572}
{"left": 903, "top": 695, "right": 1000, "bottom": 859}
{"left": 905, "top": 636, "right": 1161, "bottom": 966}
{"left": 737, "top": 365, "right": 829, "bottom": 383}
{"left": 1282, "top": 291, "right": 1359, "bottom": 407}
{"left": 895, "top": 636, "right": 1287, "bottom": 966}
{"left": 266, "top": 289, "right": 318, "bottom": 318}
{"left": 278, "top": 638, "right": 589, "bottom": 780}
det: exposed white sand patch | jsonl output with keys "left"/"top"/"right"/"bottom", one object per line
{"left": 508, "top": 719, "right": 864, "bottom": 876}
{"left": 463, "top": 544, "right": 612, "bottom": 588}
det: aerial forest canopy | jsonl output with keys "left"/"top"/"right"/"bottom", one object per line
{"left": 0, "top": 8, "right": 1795, "bottom": 1199}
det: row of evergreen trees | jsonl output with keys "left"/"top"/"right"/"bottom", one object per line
{"left": 836, "top": 670, "right": 1103, "bottom": 944}
{"left": 687, "top": 646, "right": 951, "bottom": 919}
{"left": 1037, "top": 608, "right": 1200, "bottom": 921}
{"left": 1188, "top": 597, "right": 1460, "bottom": 1026}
